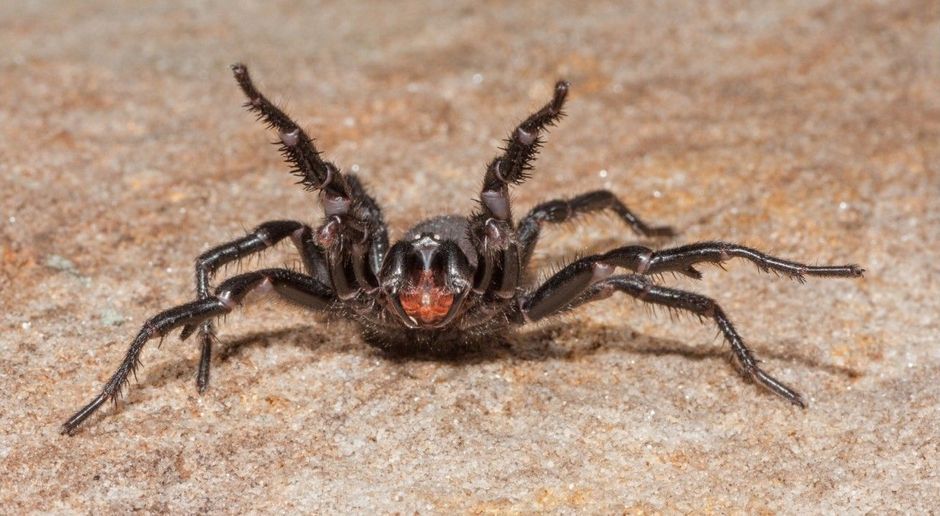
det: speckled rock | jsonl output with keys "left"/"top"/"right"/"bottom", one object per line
{"left": 1, "top": 1, "right": 938, "bottom": 513}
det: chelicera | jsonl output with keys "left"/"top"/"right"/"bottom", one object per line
{"left": 61, "top": 64, "right": 864, "bottom": 434}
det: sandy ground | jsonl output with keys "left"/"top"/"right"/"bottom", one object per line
{"left": 1, "top": 0, "right": 938, "bottom": 513}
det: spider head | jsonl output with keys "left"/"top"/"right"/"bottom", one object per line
{"left": 381, "top": 233, "right": 472, "bottom": 328}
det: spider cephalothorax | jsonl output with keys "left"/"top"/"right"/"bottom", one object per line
{"left": 61, "top": 64, "right": 864, "bottom": 434}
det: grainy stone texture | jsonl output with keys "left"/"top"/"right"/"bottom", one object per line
{"left": 1, "top": 1, "right": 938, "bottom": 513}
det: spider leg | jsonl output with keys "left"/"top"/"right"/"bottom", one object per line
{"left": 344, "top": 173, "right": 390, "bottom": 284}
{"left": 232, "top": 63, "right": 342, "bottom": 195}
{"left": 516, "top": 189, "right": 675, "bottom": 266}
{"left": 600, "top": 241, "right": 864, "bottom": 282}
{"left": 480, "top": 80, "right": 569, "bottom": 193}
{"left": 182, "top": 220, "right": 325, "bottom": 393}
{"left": 519, "top": 273, "right": 806, "bottom": 406}
{"left": 62, "top": 268, "right": 333, "bottom": 435}
{"left": 232, "top": 64, "right": 388, "bottom": 299}
{"left": 517, "top": 241, "right": 862, "bottom": 321}
{"left": 469, "top": 80, "right": 569, "bottom": 296}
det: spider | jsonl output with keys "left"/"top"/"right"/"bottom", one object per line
{"left": 61, "top": 64, "right": 864, "bottom": 434}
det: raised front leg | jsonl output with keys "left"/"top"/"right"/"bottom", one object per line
{"left": 468, "top": 80, "right": 569, "bottom": 297}
{"left": 233, "top": 64, "right": 390, "bottom": 300}
{"left": 62, "top": 269, "right": 333, "bottom": 435}
{"left": 516, "top": 190, "right": 675, "bottom": 266}
{"left": 232, "top": 63, "right": 344, "bottom": 196}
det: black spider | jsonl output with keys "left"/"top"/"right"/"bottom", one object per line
{"left": 61, "top": 64, "right": 864, "bottom": 434}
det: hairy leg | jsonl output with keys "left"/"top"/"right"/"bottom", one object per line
{"left": 183, "top": 220, "right": 324, "bottom": 392}
{"left": 469, "top": 80, "right": 569, "bottom": 297}
{"left": 520, "top": 273, "right": 808, "bottom": 406}
{"left": 480, "top": 80, "right": 569, "bottom": 194}
{"left": 233, "top": 64, "right": 388, "bottom": 298}
{"left": 600, "top": 241, "right": 864, "bottom": 281}
{"left": 232, "top": 63, "right": 343, "bottom": 195}
{"left": 517, "top": 241, "right": 861, "bottom": 322}
{"left": 62, "top": 269, "right": 333, "bottom": 434}
{"left": 516, "top": 190, "right": 675, "bottom": 266}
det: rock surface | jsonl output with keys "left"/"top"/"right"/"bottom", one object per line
{"left": 1, "top": 0, "right": 937, "bottom": 512}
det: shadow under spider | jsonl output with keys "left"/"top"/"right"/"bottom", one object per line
{"left": 138, "top": 322, "right": 861, "bottom": 395}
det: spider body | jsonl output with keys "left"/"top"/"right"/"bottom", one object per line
{"left": 61, "top": 64, "right": 864, "bottom": 434}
